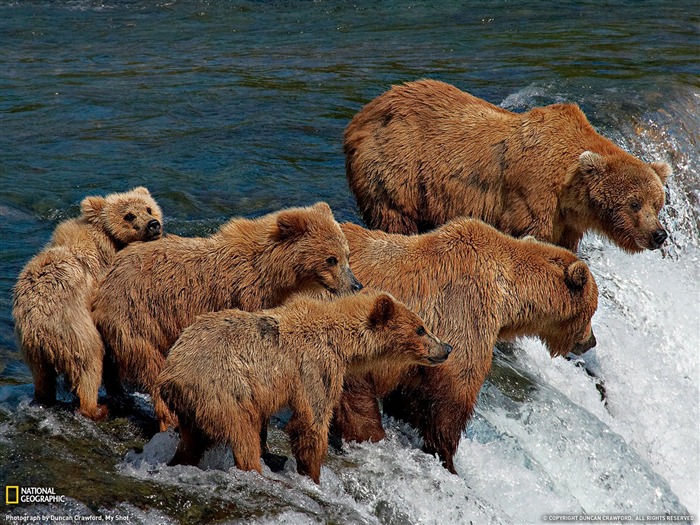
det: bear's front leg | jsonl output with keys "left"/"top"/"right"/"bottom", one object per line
{"left": 168, "top": 421, "right": 212, "bottom": 466}
{"left": 384, "top": 366, "right": 475, "bottom": 475}
{"left": 228, "top": 410, "right": 263, "bottom": 475}
{"left": 287, "top": 409, "right": 328, "bottom": 484}
{"left": 331, "top": 375, "right": 385, "bottom": 444}
{"left": 152, "top": 388, "right": 179, "bottom": 431}
{"left": 30, "top": 356, "right": 57, "bottom": 407}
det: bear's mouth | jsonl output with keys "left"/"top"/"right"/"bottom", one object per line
{"left": 321, "top": 282, "right": 338, "bottom": 294}
{"left": 637, "top": 230, "right": 667, "bottom": 250}
{"left": 427, "top": 355, "right": 449, "bottom": 365}
{"left": 634, "top": 236, "right": 658, "bottom": 252}
{"left": 571, "top": 332, "right": 597, "bottom": 356}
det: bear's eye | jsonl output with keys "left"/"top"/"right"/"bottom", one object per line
{"left": 326, "top": 256, "right": 338, "bottom": 266}
{"left": 630, "top": 201, "right": 641, "bottom": 212}
{"left": 416, "top": 326, "right": 426, "bottom": 336}
{"left": 124, "top": 212, "right": 136, "bottom": 222}
{"left": 146, "top": 207, "right": 152, "bottom": 215}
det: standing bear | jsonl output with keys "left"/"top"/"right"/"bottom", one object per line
{"left": 157, "top": 289, "right": 452, "bottom": 484}
{"left": 13, "top": 187, "right": 163, "bottom": 421}
{"left": 92, "top": 202, "right": 362, "bottom": 431}
{"left": 332, "top": 219, "right": 598, "bottom": 474}
{"left": 345, "top": 79, "right": 670, "bottom": 252}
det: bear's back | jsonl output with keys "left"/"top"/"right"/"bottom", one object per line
{"left": 160, "top": 308, "right": 302, "bottom": 423}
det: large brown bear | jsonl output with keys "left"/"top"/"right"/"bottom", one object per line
{"left": 332, "top": 219, "right": 599, "bottom": 473}
{"left": 92, "top": 202, "right": 363, "bottom": 431}
{"left": 13, "top": 187, "right": 163, "bottom": 421}
{"left": 156, "top": 289, "right": 452, "bottom": 484}
{"left": 344, "top": 79, "right": 670, "bottom": 252}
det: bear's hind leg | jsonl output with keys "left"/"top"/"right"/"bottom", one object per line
{"left": 260, "top": 420, "right": 288, "bottom": 472}
{"left": 139, "top": 349, "right": 177, "bottom": 431}
{"left": 73, "top": 329, "right": 108, "bottom": 421}
{"left": 76, "top": 376, "right": 108, "bottom": 421}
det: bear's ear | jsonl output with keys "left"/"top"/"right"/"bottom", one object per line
{"left": 80, "top": 196, "right": 106, "bottom": 223}
{"left": 312, "top": 202, "right": 333, "bottom": 216}
{"left": 369, "top": 294, "right": 395, "bottom": 328}
{"left": 578, "top": 151, "right": 606, "bottom": 176}
{"left": 649, "top": 162, "right": 671, "bottom": 184}
{"left": 564, "top": 261, "right": 589, "bottom": 291}
{"left": 130, "top": 186, "right": 152, "bottom": 197}
{"left": 274, "top": 209, "right": 308, "bottom": 241}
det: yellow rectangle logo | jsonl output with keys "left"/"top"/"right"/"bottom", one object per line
{"left": 6, "top": 485, "right": 19, "bottom": 504}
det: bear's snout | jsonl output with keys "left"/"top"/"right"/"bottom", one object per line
{"left": 428, "top": 341, "right": 452, "bottom": 364}
{"left": 146, "top": 219, "right": 162, "bottom": 238}
{"left": 650, "top": 228, "right": 667, "bottom": 249}
{"left": 349, "top": 269, "right": 363, "bottom": 292}
{"left": 571, "top": 331, "right": 597, "bottom": 356}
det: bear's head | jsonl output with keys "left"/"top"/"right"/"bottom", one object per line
{"left": 272, "top": 202, "right": 363, "bottom": 295}
{"left": 367, "top": 291, "right": 452, "bottom": 366}
{"left": 576, "top": 151, "right": 670, "bottom": 253}
{"left": 538, "top": 259, "right": 599, "bottom": 358}
{"left": 81, "top": 186, "right": 163, "bottom": 247}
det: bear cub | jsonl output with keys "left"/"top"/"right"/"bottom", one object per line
{"left": 157, "top": 289, "right": 452, "bottom": 484}
{"left": 13, "top": 187, "right": 162, "bottom": 420}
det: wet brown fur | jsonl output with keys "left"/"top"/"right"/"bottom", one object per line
{"left": 12, "top": 187, "right": 163, "bottom": 420}
{"left": 157, "top": 289, "right": 451, "bottom": 484}
{"left": 333, "top": 220, "right": 598, "bottom": 473}
{"left": 92, "top": 202, "right": 361, "bottom": 431}
{"left": 345, "top": 79, "right": 670, "bottom": 252}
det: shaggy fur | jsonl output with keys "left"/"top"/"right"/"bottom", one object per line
{"left": 333, "top": 220, "right": 598, "bottom": 473}
{"left": 13, "top": 187, "right": 162, "bottom": 420}
{"left": 92, "top": 202, "right": 362, "bottom": 430}
{"left": 157, "top": 289, "right": 451, "bottom": 484}
{"left": 345, "top": 79, "right": 670, "bottom": 252}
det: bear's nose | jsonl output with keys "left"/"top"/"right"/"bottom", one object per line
{"left": 651, "top": 229, "right": 667, "bottom": 248}
{"left": 571, "top": 331, "right": 596, "bottom": 355}
{"left": 147, "top": 219, "right": 161, "bottom": 235}
{"left": 349, "top": 269, "right": 363, "bottom": 292}
{"left": 442, "top": 342, "right": 453, "bottom": 355}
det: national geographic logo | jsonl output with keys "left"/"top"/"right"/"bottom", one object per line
{"left": 5, "top": 487, "right": 18, "bottom": 505}
{"left": 4, "top": 486, "right": 66, "bottom": 505}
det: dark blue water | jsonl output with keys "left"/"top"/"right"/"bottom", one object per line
{"left": 1, "top": 2, "right": 698, "bottom": 523}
